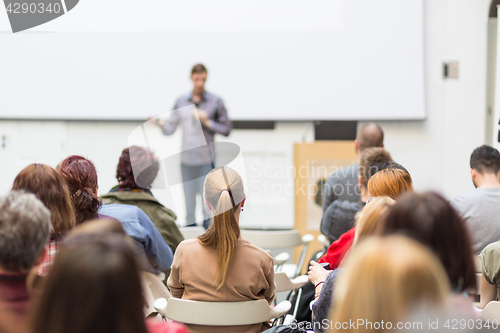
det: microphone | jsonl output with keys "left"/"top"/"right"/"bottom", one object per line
{"left": 192, "top": 103, "right": 200, "bottom": 129}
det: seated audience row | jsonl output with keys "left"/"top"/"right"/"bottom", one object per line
{"left": 0, "top": 189, "right": 187, "bottom": 333}
{"left": 2, "top": 137, "right": 500, "bottom": 333}
{"left": 2, "top": 152, "right": 277, "bottom": 333}
{"left": 286, "top": 153, "right": 477, "bottom": 332}
{"left": 10, "top": 154, "right": 175, "bottom": 277}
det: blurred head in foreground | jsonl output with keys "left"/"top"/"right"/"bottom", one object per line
{"left": 379, "top": 191, "right": 476, "bottom": 293}
{"left": 328, "top": 236, "right": 450, "bottom": 333}
{"left": 32, "top": 233, "right": 148, "bottom": 333}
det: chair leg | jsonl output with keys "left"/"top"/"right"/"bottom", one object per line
{"left": 294, "top": 244, "right": 310, "bottom": 277}
{"left": 292, "top": 288, "right": 303, "bottom": 320}
{"left": 282, "top": 287, "right": 303, "bottom": 325}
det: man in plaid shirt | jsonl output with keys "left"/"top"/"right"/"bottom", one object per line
{"left": 154, "top": 64, "right": 232, "bottom": 229}
{"left": 35, "top": 238, "right": 58, "bottom": 276}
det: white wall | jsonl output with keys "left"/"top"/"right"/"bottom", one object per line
{"left": 487, "top": 18, "right": 497, "bottom": 145}
{"left": 0, "top": 120, "right": 313, "bottom": 229}
{"left": 0, "top": 0, "right": 492, "bottom": 228}
{"left": 376, "top": 0, "right": 490, "bottom": 200}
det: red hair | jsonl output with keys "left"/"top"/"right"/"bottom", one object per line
{"left": 57, "top": 156, "right": 102, "bottom": 225}
{"left": 368, "top": 169, "right": 413, "bottom": 199}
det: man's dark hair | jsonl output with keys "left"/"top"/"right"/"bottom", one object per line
{"left": 191, "top": 63, "right": 207, "bottom": 75}
{"left": 368, "top": 161, "right": 411, "bottom": 181}
{"left": 470, "top": 145, "right": 500, "bottom": 174}
{"left": 359, "top": 147, "right": 392, "bottom": 187}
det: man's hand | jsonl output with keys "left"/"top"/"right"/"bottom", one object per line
{"left": 147, "top": 117, "right": 164, "bottom": 127}
{"left": 197, "top": 109, "right": 212, "bottom": 128}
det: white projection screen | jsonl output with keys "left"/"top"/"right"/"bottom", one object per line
{"left": 0, "top": 0, "right": 424, "bottom": 121}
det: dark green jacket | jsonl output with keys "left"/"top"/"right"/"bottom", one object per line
{"left": 101, "top": 190, "right": 184, "bottom": 253}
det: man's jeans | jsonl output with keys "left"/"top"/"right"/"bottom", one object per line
{"left": 181, "top": 164, "right": 212, "bottom": 229}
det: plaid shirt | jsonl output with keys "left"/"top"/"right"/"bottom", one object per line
{"left": 162, "top": 91, "right": 232, "bottom": 166}
{"left": 34, "top": 238, "right": 58, "bottom": 276}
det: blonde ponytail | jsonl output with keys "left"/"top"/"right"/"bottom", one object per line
{"left": 197, "top": 167, "right": 245, "bottom": 289}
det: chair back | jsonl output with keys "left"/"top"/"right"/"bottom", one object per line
{"left": 241, "top": 229, "right": 313, "bottom": 278}
{"left": 274, "top": 272, "right": 309, "bottom": 293}
{"left": 158, "top": 298, "right": 291, "bottom": 326}
{"left": 480, "top": 301, "right": 500, "bottom": 321}
{"left": 141, "top": 272, "right": 171, "bottom": 317}
{"left": 179, "top": 226, "right": 206, "bottom": 240}
{"left": 240, "top": 230, "right": 303, "bottom": 248}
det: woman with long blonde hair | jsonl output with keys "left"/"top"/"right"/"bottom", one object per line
{"left": 168, "top": 166, "right": 276, "bottom": 333}
{"left": 328, "top": 236, "right": 450, "bottom": 333}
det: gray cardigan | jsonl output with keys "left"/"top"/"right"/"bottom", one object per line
{"left": 312, "top": 269, "right": 342, "bottom": 333}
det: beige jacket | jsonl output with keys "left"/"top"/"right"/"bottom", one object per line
{"left": 167, "top": 238, "right": 276, "bottom": 333}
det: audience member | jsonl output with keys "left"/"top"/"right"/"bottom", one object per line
{"left": 318, "top": 161, "right": 411, "bottom": 269}
{"left": 0, "top": 191, "right": 51, "bottom": 323}
{"left": 478, "top": 241, "right": 500, "bottom": 308}
{"left": 58, "top": 154, "right": 173, "bottom": 275}
{"left": 322, "top": 123, "right": 384, "bottom": 210}
{"left": 57, "top": 155, "right": 104, "bottom": 224}
{"left": 32, "top": 233, "right": 188, "bottom": 333}
{"left": 64, "top": 217, "right": 172, "bottom": 316}
{"left": 101, "top": 146, "right": 184, "bottom": 253}
{"left": 290, "top": 163, "right": 413, "bottom": 325}
{"left": 380, "top": 191, "right": 476, "bottom": 293}
{"left": 321, "top": 147, "right": 392, "bottom": 243}
{"left": 12, "top": 164, "right": 76, "bottom": 275}
{"left": 99, "top": 204, "right": 173, "bottom": 275}
{"left": 167, "top": 166, "right": 275, "bottom": 333}
{"left": 308, "top": 196, "right": 395, "bottom": 333}
{"left": 452, "top": 145, "right": 500, "bottom": 253}
{"left": 327, "top": 236, "right": 449, "bottom": 333}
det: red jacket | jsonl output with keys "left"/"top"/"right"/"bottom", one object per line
{"left": 318, "top": 227, "right": 356, "bottom": 269}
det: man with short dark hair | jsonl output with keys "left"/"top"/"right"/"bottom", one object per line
{"left": 0, "top": 191, "right": 52, "bottom": 319}
{"left": 153, "top": 64, "right": 232, "bottom": 229}
{"left": 321, "top": 147, "right": 392, "bottom": 244}
{"left": 322, "top": 123, "right": 384, "bottom": 211}
{"left": 320, "top": 124, "right": 384, "bottom": 242}
{"left": 452, "top": 145, "right": 500, "bottom": 253}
